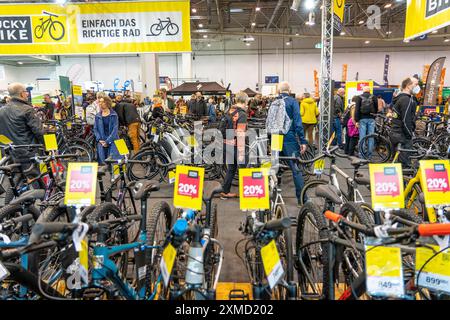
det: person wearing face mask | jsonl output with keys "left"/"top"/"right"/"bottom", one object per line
{"left": 390, "top": 77, "right": 420, "bottom": 167}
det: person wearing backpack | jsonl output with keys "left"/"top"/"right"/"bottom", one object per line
{"left": 355, "top": 86, "right": 378, "bottom": 158}
{"left": 220, "top": 91, "right": 248, "bottom": 199}
{"left": 268, "top": 82, "right": 307, "bottom": 206}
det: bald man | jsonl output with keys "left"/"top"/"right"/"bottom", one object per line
{"left": 355, "top": 85, "right": 378, "bottom": 158}
{"left": 332, "top": 87, "right": 346, "bottom": 147}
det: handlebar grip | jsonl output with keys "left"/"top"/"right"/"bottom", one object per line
{"left": 324, "top": 210, "right": 343, "bottom": 222}
{"left": 418, "top": 223, "right": 450, "bottom": 237}
{"left": 11, "top": 214, "right": 34, "bottom": 225}
{"left": 263, "top": 217, "right": 292, "bottom": 231}
{"left": 31, "top": 222, "right": 77, "bottom": 236}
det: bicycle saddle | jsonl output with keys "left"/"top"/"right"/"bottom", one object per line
{"left": 349, "top": 157, "right": 369, "bottom": 168}
{"left": 9, "top": 189, "right": 46, "bottom": 205}
{"left": 0, "top": 163, "right": 22, "bottom": 173}
{"left": 129, "top": 180, "right": 160, "bottom": 200}
{"left": 354, "top": 174, "right": 370, "bottom": 186}
{"left": 203, "top": 181, "right": 223, "bottom": 202}
{"left": 315, "top": 185, "right": 342, "bottom": 204}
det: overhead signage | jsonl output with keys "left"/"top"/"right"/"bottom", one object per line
{"left": 0, "top": 0, "right": 191, "bottom": 55}
{"left": 333, "top": 0, "right": 345, "bottom": 32}
{"left": 344, "top": 80, "right": 374, "bottom": 109}
{"left": 405, "top": 0, "right": 450, "bottom": 40}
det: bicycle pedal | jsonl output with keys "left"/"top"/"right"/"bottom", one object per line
{"left": 228, "top": 289, "right": 249, "bottom": 300}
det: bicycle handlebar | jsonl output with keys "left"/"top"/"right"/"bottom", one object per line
{"left": 0, "top": 214, "right": 34, "bottom": 230}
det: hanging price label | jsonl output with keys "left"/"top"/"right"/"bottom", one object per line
{"left": 43, "top": 134, "right": 58, "bottom": 151}
{"left": 365, "top": 241, "right": 405, "bottom": 298}
{"left": 369, "top": 163, "right": 404, "bottom": 210}
{"left": 271, "top": 134, "right": 283, "bottom": 152}
{"left": 66, "top": 122, "right": 72, "bottom": 130}
{"left": 261, "top": 239, "right": 284, "bottom": 289}
{"left": 114, "top": 139, "right": 129, "bottom": 156}
{"left": 187, "top": 135, "right": 198, "bottom": 147}
{"left": 416, "top": 245, "right": 450, "bottom": 294}
{"left": 239, "top": 168, "right": 269, "bottom": 210}
{"left": 160, "top": 243, "right": 176, "bottom": 287}
{"left": 168, "top": 170, "right": 176, "bottom": 184}
{"left": 314, "top": 159, "right": 325, "bottom": 175}
{"left": 0, "top": 135, "right": 12, "bottom": 145}
{"left": 151, "top": 126, "right": 157, "bottom": 135}
{"left": 64, "top": 163, "right": 98, "bottom": 206}
{"left": 173, "top": 165, "right": 204, "bottom": 210}
{"left": 420, "top": 160, "right": 450, "bottom": 208}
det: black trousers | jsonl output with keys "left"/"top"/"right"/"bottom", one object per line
{"left": 391, "top": 133, "right": 412, "bottom": 167}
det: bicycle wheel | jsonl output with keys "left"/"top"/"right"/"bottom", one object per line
{"left": 49, "top": 21, "right": 65, "bottom": 40}
{"left": 61, "top": 144, "right": 92, "bottom": 162}
{"left": 34, "top": 24, "right": 44, "bottom": 39}
{"left": 127, "top": 149, "right": 168, "bottom": 182}
{"left": 359, "top": 134, "right": 392, "bottom": 163}
{"left": 146, "top": 201, "right": 173, "bottom": 299}
{"left": 149, "top": 23, "right": 162, "bottom": 36}
{"left": 296, "top": 201, "right": 330, "bottom": 299}
{"left": 166, "top": 23, "right": 179, "bottom": 35}
{"left": 299, "top": 179, "right": 328, "bottom": 207}
{"left": 403, "top": 178, "right": 427, "bottom": 221}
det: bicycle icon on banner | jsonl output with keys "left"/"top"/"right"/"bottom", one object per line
{"left": 146, "top": 17, "right": 180, "bottom": 36}
{"left": 34, "top": 11, "right": 65, "bottom": 41}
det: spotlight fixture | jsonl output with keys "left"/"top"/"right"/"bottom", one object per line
{"left": 359, "top": 20, "right": 365, "bottom": 24}
{"left": 306, "top": 11, "right": 315, "bottom": 26}
{"left": 203, "top": 34, "right": 208, "bottom": 38}
{"left": 251, "top": 22, "right": 256, "bottom": 26}
{"left": 286, "top": 38, "right": 292, "bottom": 45}
{"left": 192, "top": 8, "right": 197, "bottom": 13}
{"left": 384, "top": 3, "right": 392, "bottom": 8}
{"left": 304, "top": 0, "right": 316, "bottom": 10}
{"left": 17, "top": 61, "right": 23, "bottom": 65}
{"left": 364, "top": 40, "right": 370, "bottom": 44}
{"left": 340, "top": 31, "right": 346, "bottom": 35}
{"left": 255, "top": 7, "right": 261, "bottom": 11}
{"left": 207, "top": 43, "right": 211, "bottom": 47}
{"left": 198, "top": 23, "right": 203, "bottom": 28}
{"left": 246, "top": 42, "right": 251, "bottom": 46}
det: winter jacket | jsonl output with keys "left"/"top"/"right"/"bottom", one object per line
{"left": 279, "top": 93, "right": 307, "bottom": 146}
{"left": 347, "top": 118, "right": 359, "bottom": 137}
{"left": 0, "top": 97, "right": 44, "bottom": 145}
{"left": 189, "top": 99, "right": 208, "bottom": 116}
{"left": 93, "top": 110, "right": 121, "bottom": 159}
{"left": 300, "top": 98, "right": 319, "bottom": 124}
{"left": 355, "top": 92, "right": 378, "bottom": 122}
{"left": 391, "top": 92, "right": 417, "bottom": 140}
{"left": 333, "top": 94, "right": 344, "bottom": 117}
{"left": 115, "top": 102, "right": 141, "bottom": 126}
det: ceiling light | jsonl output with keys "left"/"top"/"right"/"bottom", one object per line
{"left": 246, "top": 42, "right": 251, "bottom": 46}
{"left": 207, "top": 43, "right": 211, "bottom": 47}
{"left": 251, "top": 22, "right": 256, "bottom": 26}
{"left": 404, "top": 39, "right": 410, "bottom": 43}
{"left": 230, "top": 8, "right": 244, "bottom": 13}
{"left": 445, "top": 38, "right": 450, "bottom": 42}
{"left": 192, "top": 8, "right": 197, "bottom": 13}
{"left": 242, "top": 35, "right": 255, "bottom": 42}
{"left": 255, "top": 7, "right": 261, "bottom": 11}
{"left": 198, "top": 23, "right": 203, "bottom": 28}
{"left": 364, "top": 40, "right": 370, "bottom": 44}
{"left": 203, "top": 34, "right": 208, "bottom": 38}
{"left": 359, "top": 20, "right": 365, "bottom": 24}
{"left": 286, "top": 42, "right": 291, "bottom": 45}
{"left": 17, "top": 61, "right": 23, "bottom": 65}
{"left": 340, "top": 31, "right": 346, "bottom": 35}
{"left": 432, "top": 30, "right": 438, "bottom": 34}
{"left": 295, "top": 33, "right": 299, "bottom": 36}
{"left": 384, "top": 3, "right": 392, "bottom": 8}
{"left": 304, "top": 0, "right": 316, "bottom": 10}
{"left": 306, "top": 11, "right": 315, "bottom": 26}
{"left": 386, "top": 31, "right": 392, "bottom": 34}
{"left": 55, "top": 0, "right": 67, "bottom": 4}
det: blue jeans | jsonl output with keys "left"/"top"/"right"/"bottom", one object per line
{"left": 359, "top": 118, "right": 376, "bottom": 157}
{"left": 282, "top": 143, "right": 305, "bottom": 200}
{"left": 332, "top": 117, "right": 342, "bottom": 146}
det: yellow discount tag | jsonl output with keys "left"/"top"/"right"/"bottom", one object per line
{"left": 369, "top": 163, "right": 404, "bottom": 210}
{"left": 314, "top": 159, "right": 325, "bottom": 175}
{"left": 416, "top": 245, "right": 450, "bottom": 293}
{"left": 39, "top": 163, "right": 48, "bottom": 174}
{"left": 0, "top": 135, "right": 12, "bottom": 145}
{"left": 261, "top": 239, "right": 284, "bottom": 289}
{"left": 160, "top": 243, "right": 177, "bottom": 287}
{"left": 168, "top": 170, "right": 176, "bottom": 184}
{"left": 271, "top": 134, "right": 283, "bottom": 152}
{"left": 114, "top": 139, "right": 130, "bottom": 156}
{"left": 180, "top": 105, "right": 187, "bottom": 115}
{"left": 151, "top": 126, "right": 157, "bottom": 135}
{"left": 419, "top": 160, "right": 450, "bottom": 208}
{"left": 64, "top": 163, "right": 98, "bottom": 206}
{"left": 173, "top": 165, "right": 204, "bottom": 211}
{"left": 43, "top": 134, "right": 58, "bottom": 151}
{"left": 365, "top": 245, "right": 404, "bottom": 297}
{"left": 66, "top": 122, "right": 72, "bottom": 130}
{"left": 79, "top": 239, "right": 89, "bottom": 272}
{"left": 239, "top": 168, "right": 270, "bottom": 211}
{"left": 187, "top": 135, "right": 198, "bottom": 147}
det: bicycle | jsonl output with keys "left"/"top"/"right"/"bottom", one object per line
{"left": 34, "top": 11, "right": 65, "bottom": 41}
{"left": 147, "top": 18, "right": 179, "bottom": 36}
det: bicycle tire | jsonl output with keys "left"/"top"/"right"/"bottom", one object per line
{"left": 403, "top": 178, "right": 427, "bottom": 222}
{"left": 34, "top": 24, "right": 44, "bottom": 39}
{"left": 166, "top": 23, "right": 179, "bottom": 35}
{"left": 296, "top": 201, "right": 330, "bottom": 299}
{"left": 149, "top": 23, "right": 162, "bottom": 36}
{"left": 127, "top": 149, "right": 169, "bottom": 182}
{"left": 358, "top": 133, "right": 392, "bottom": 163}
{"left": 49, "top": 20, "right": 65, "bottom": 41}
{"left": 0, "top": 203, "right": 41, "bottom": 222}
{"left": 299, "top": 179, "right": 328, "bottom": 206}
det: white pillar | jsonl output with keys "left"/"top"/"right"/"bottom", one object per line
{"left": 140, "top": 53, "right": 159, "bottom": 98}
{"left": 181, "top": 52, "right": 192, "bottom": 80}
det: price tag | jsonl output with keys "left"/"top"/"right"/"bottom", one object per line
{"left": 43, "top": 134, "right": 58, "bottom": 151}
{"left": 314, "top": 159, "right": 325, "bottom": 175}
{"left": 0, "top": 261, "right": 10, "bottom": 281}
{"left": 416, "top": 245, "right": 450, "bottom": 294}
{"left": 151, "top": 126, "right": 157, "bottom": 135}
{"left": 180, "top": 105, "right": 187, "bottom": 115}
{"left": 153, "top": 134, "right": 159, "bottom": 143}
{"left": 66, "top": 122, "right": 72, "bottom": 130}
{"left": 271, "top": 134, "right": 283, "bottom": 152}
{"left": 173, "top": 165, "right": 204, "bottom": 210}
{"left": 187, "top": 135, "right": 198, "bottom": 147}
{"left": 365, "top": 242, "right": 405, "bottom": 298}
{"left": 261, "top": 240, "right": 284, "bottom": 289}
{"left": 369, "top": 163, "right": 404, "bottom": 210}
{"left": 114, "top": 139, "right": 129, "bottom": 156}
{"left": 160, "top": 243, "right": 176, "bottom": 287}
{"left": 0, "top": 135, "right": 12, "bottom": 145}
{"left": 168, "top": 170, "right": 176, "bottom": 184}
{"left": 419, "top": 160, "right": 450, "bottom": 207}
{"left": 239, "top": 168, "right": 269, "bottom": 210}
{"left": 64, "top": 163, "right": 98, "bottom": 206}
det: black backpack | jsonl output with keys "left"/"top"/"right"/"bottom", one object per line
{"left": 218, "top": 108, "right": 239, "bottom": 139}
{"left": 360, "top": 95, "right": 374, "bottom": 115}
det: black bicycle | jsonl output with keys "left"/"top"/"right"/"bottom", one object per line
{"left": 147, "top": 18, "right": 179, "bottom": 36}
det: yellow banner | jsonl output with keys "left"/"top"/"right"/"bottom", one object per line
{"left": 0, "top": 0, "right": 191, "bottom": 55}
{"left": 369, "top": 163, "right": 404, "bottom": 210}
{"left": 405, "top": 0, "right": 450, "bottom": 40}
{"left": 334, "top": 0, "right": 345, "bottom": 22}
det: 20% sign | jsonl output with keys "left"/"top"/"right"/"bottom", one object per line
{"left": 239, "top": 168, "right": 269, "bottom": 210}
{"left": 420, "top": 160, "right": 450, "bottom": 207}
{"left": 369, "top": 163, "right": 404, "bottom": 210}
{"left": 173, "top": 165, "right": 204, "bottom": 211}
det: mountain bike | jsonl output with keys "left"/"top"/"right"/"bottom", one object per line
{"left": 34, "top": 11, "right": 65, "bottom": 41}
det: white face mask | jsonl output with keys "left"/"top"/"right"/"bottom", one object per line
{"left": 412, "top": 85, "right": 421, "bottom": 95}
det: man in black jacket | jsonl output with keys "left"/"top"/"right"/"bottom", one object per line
{"left": 332, "top": 88, "right": 345, "bottom": 147}
{"left": 115, "top": 97, "right": 141, "bottom": 153}
{"left": 189, "top": 92, "right": 208, "bottom": 117}
{"left": 390, "top": 77, "right": 419, "bottom": 167}
{"left": 355, "top": 86, "right": 378, "bottom": 158}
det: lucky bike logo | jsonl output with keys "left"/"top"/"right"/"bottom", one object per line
{"left": 146, "top": 17, "right": 179, "bottom": 36}
{"left": 426, "top": 0, "right": 450, "bottom": 18}
{"left": 0, "top": 11, "right": 68, "bottom": 44}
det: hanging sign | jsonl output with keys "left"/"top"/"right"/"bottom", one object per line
{"left": 239, "top": 168, "right": 269, "bottom": 211}
{"left": 0, "top": 135, "right": 12, "bottom": 145}
{"left": 173, "top": 165, "right": 204, "bottom": 210}
{"left": 419, "top": 160, "right": 450, "bottom": 208}
{"left": 43, "top": 134, "right": 58, "bottom": 151}
{"left": 369, "top": 163, "right": 404, "bottom": 210}
{"left": 404, "top": 0, "right": 450, "bottom": 41}
{"left": 261, "top": 239, "right": 284, "bottom": 289}
{"left": 64, "top": 162, "right": 98, "bottom": 206}
{"left": 114, "top": 139, "right": 129, "bottom": 156}
{"left": 160, "top": 243, "right": 176, "bottom": 287}
{"left": 0, "top": 0, "right": 191, "bottom": 55}
{"left": 333, "top": 0, "right": 345, "bottom": 32}
{"left": 271, "top": 134, "right": 283, "bottom": 152}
